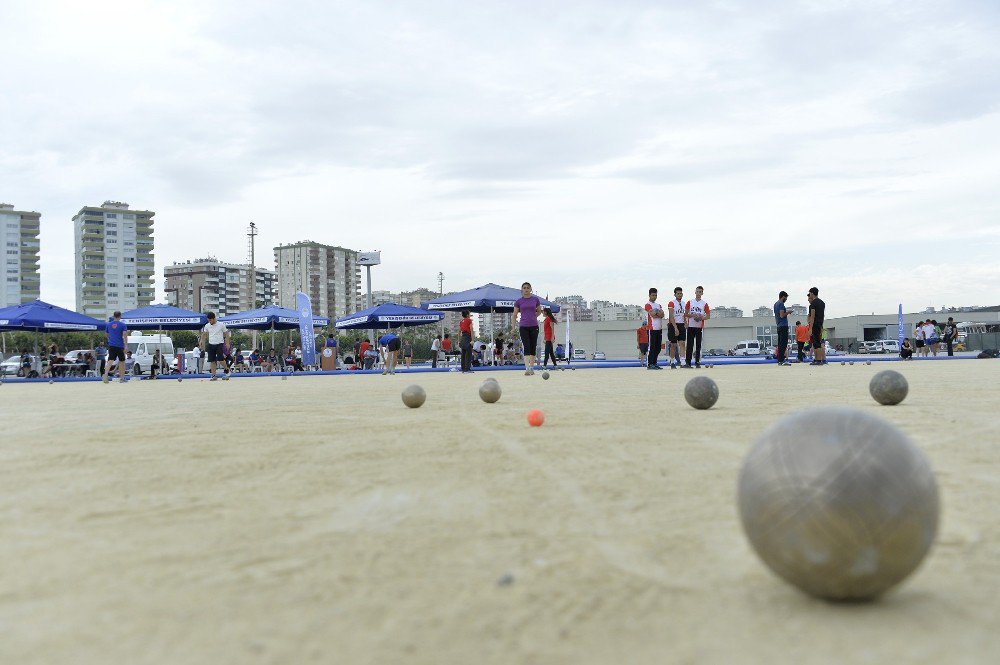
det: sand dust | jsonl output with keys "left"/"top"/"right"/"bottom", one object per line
{"left": 2, "top": 361, "right": 999, "bottom": 664}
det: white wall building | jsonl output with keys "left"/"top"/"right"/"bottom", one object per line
{"left": 0, "top": 203, "right": 41, "bottom": 308}
{"left": 73, "top": 201, "right": 154, "bottom": 318}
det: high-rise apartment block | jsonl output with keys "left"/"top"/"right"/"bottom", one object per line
{"left": 0, "top": 203, "right": 40, "bottom": 307}
{"left": 73, "top": 201, "right": 154, "bottom": 318}
{"left": 164, "top": 258, "right": 275, "bottom": 315}
{"left": 274, "top": 241, "right": 361, "bottom": 320}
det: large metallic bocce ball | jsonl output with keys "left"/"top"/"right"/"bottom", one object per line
{"left": 737, "top": 407, "right": 939, "bottom": 600}
{"left": 684, "top": 376, "right": 719, "bottom": 410}
{"left": 869, "top": 369, "right": 909, "bottom": 406}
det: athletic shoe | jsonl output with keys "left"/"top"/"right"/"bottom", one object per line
{"left": 223, "top": 373, "right": 230, "bottom": 380}
{"left": 695, "top": 363, "right": 701, "bottom": 368}
{"left": 210, "top": 375, "right": 218, "bottom": 381}
{"left": 671, "top": 364, "right": 677, "bottom": 369}
{"left": 118, "top": 377, "right": 127, "bottom": 383}
{"left": 382, "top": 369, "right": 388, "bottom": 375}
{"left": 102, "top": 375, "right": 109, "bottom": 384}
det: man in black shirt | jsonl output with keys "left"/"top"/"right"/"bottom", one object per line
{"left": 944, "top": 317, "right": 958, "bottom": 356}
{"left": 807, "top": 286, "right": 826, "bottom": 365}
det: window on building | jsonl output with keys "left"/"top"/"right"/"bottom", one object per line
{"left": 106, "top": 213, "right": 117, "bottom": 218}
{"left": 107, "top": 231, "right": 117, "bottom": 236}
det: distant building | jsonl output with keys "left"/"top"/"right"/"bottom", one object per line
{"left": 371, "top": 289, "right": 397, "bottom": 306}
{"left": 788, "top": 303, "right": 808, "bottom": 317}
{"left": 164, "top": 258, "right": 275, "bottom": 315}
{"left": 73, "top": 201, "right": 154, "bottom": 319}
{"left": 0, "top": 203, "right": 40, "bottom": 307}
{"left": 591, "top": 300, "right": 643, "bottom": 322}
{"left": 752, "top": 306, "right": 772, "bottom": 318}
{"left": 712, "top": 306, "right": 744, "bottom": 318}
{"left": 555, "top": 294, "right": 588, "bottom": 309}
{"left": 274, "top": 241, "right": 361, "bottom": 320}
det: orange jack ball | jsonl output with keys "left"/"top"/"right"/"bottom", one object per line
{"left": 527, "top": 409, "right": 545, "bottom": 427}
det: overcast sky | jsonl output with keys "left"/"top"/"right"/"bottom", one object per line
{"left": 2, "top": 0, "right": 999, "bottom": 317}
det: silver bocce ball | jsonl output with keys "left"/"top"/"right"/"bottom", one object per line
{"left": 684, "top": 376, "right": 719, "bottom": 410}
{"left": 737, "top": 407, "right": 939, "bottom": 601}
{"left": 870, "top": 369, "right": 908, "bottom": 406}
{"left": 479, "top": 379, "right": 501, "bottom": 403}
{"left": 401, "top": 384, "right": 426, "bottom": 408}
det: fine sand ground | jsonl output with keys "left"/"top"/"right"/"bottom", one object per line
{"left": 2, "top": 360, "right": 999, "bottom": 665}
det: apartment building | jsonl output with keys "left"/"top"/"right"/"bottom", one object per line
{"left": 0, "top": 203, "right": 40, "bottom": 307}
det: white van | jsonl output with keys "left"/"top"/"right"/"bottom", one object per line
{"left": 733, "top": 340, "right": 762, "bottom": 356}
{"left": 880, "top": 340, "right": 900, "bottom": 354}
{"left": 126, "top": 333, "right": 176, "bottom": 375}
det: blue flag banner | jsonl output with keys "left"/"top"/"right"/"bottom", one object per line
{"left": 898, "top": 304, "right": 904, "bottom": 347}
{"left": 296, "top": 292, "right": 317, "bottom": 367}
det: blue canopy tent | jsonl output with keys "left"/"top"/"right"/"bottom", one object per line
{"left": 120, "top": 304, "right": 207, "bottom": 330}
{"left": 336, "top": 303, "right": 444, "bottom": 369}
{"left": 335, "top": 303, "right": 444, "bottom": 330}
{"left": 220, "top": 305, "right": 331, "bottom": 350}
{"left": 0, "top": 300, "right": 103, "bottom": 375}
{"left": 421, "top": 283, "right": 561, "bottom": 314}
{"left": 421, "top": 283, "right": 562, "bottom": 351}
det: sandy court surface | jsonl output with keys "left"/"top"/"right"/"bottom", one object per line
{"left": 2, "top": 360, "right": 999, "bottom": 664}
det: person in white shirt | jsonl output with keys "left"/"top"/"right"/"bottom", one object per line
{"left": 684, "top": 286, "right": 711, "bottom": 368}
{"left": 431, "top": 335, "right": 441, "bottom": 368}
{"left": 198, "top": 312, "right": 232, "bottom": 380}
{"left": 191, "top": 345, "right": 202, "bottom": 373}
{"left": 643, "top": 287, "right": 665, "bottom": 369}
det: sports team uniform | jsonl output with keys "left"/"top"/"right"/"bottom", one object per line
{"left": 684, "top": 298, "right": 710, "bottom": 367}
{"left": 644, "top": 299, "right": 664, "bottom": 368}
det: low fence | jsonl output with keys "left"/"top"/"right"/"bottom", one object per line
{"left": 964, "top": 332, "right": 1000, "bottom": 352}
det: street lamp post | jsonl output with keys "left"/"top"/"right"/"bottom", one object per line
{"left": 358, "top": 251, "right": 381, "bottom": 347}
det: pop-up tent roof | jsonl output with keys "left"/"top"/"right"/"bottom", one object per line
{"left": 0, "top": 299, "right": 103, "bottom": 332}
{"left": 421, "top": 283, "right": 561, "bottom": 313}
{"left": 336, "top": 303, "right": 444, "bottom": 330}
{"left": 120, "top": 304, "right": 208, "bottom": 330}
{"left": 220, "top": 305, "right": 330, "bottom": 330}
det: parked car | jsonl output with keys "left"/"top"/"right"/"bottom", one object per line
{"left": 592, "top": 351, "right": 606, "bottom": 360}
{"left": 572, "top": 348, "right": 586, "bottom": 360}
{"left": 1, "top": 354, "right": 39, "bottom": 376}
{"left": 880, "top": 340, "right": 900, "bottom": 354}
{"left": 705, "top": 348, "right": 727, "bottom": 357}
{"left": 732, "top": 340, "right": 762, "bottom": 356}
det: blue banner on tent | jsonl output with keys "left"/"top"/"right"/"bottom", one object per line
{"left": 296, "top": 292, "right": 317, "bottom": 367}
{"left": 898, "top": 304, "right": 904, "bottom": 347}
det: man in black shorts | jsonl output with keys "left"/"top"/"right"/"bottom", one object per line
{"left": 198, "top": 311, "right": 232, "bottom": 380}
{"left": 806, "top": 287, "right": 826, "bottom": 365}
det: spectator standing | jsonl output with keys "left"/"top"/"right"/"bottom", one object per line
{"left": 431, "top": 335, "right": 441, "bottom": 368}
{"left": 401, "top": 338, "right": 413, "bottom": 368}
{"left": 644, "top": 287, "right": 665, "bottom": 370}
{"left": 774, "top": 291, "right": 791, "bottom": 366}
{"left": 636, "top": 322, "right": 649, "bottom": 364}
{"left": 102, "top": 311, "right": 129, "bottom": 384}
{"left": 806, "top": 287, "right": 826, "bottom": 365}
{"left": 542, "top": 308, "right": 559, "bottom": 369}
{"left": 684, "top": 286, "right": 711, "bottom": 368}
{"left": 944, "top": 317, "right": 958, "bottom": 356}
{"left": 795, "top": 320, "right": 810, "bottom": 362}
{"left": 191, "top": 344, "right": 202, "bottom": 373}
{"left": 667, "top": 287, "right": 687, "bottom": 368}
{"left": 95, "top": 342, "right": 107, "bottom": 376}
{"left": 459, "top": 310, "right": 474, "bottom": 373}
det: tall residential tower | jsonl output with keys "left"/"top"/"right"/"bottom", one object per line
{"left": 73, "top": 201, "right": 154, "bottom": 318}
{"left": 0, "top": 203, "right": 41, "bottom": 307}
{"left": 274, "top": 241, "right": 361, "bottom": 320}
